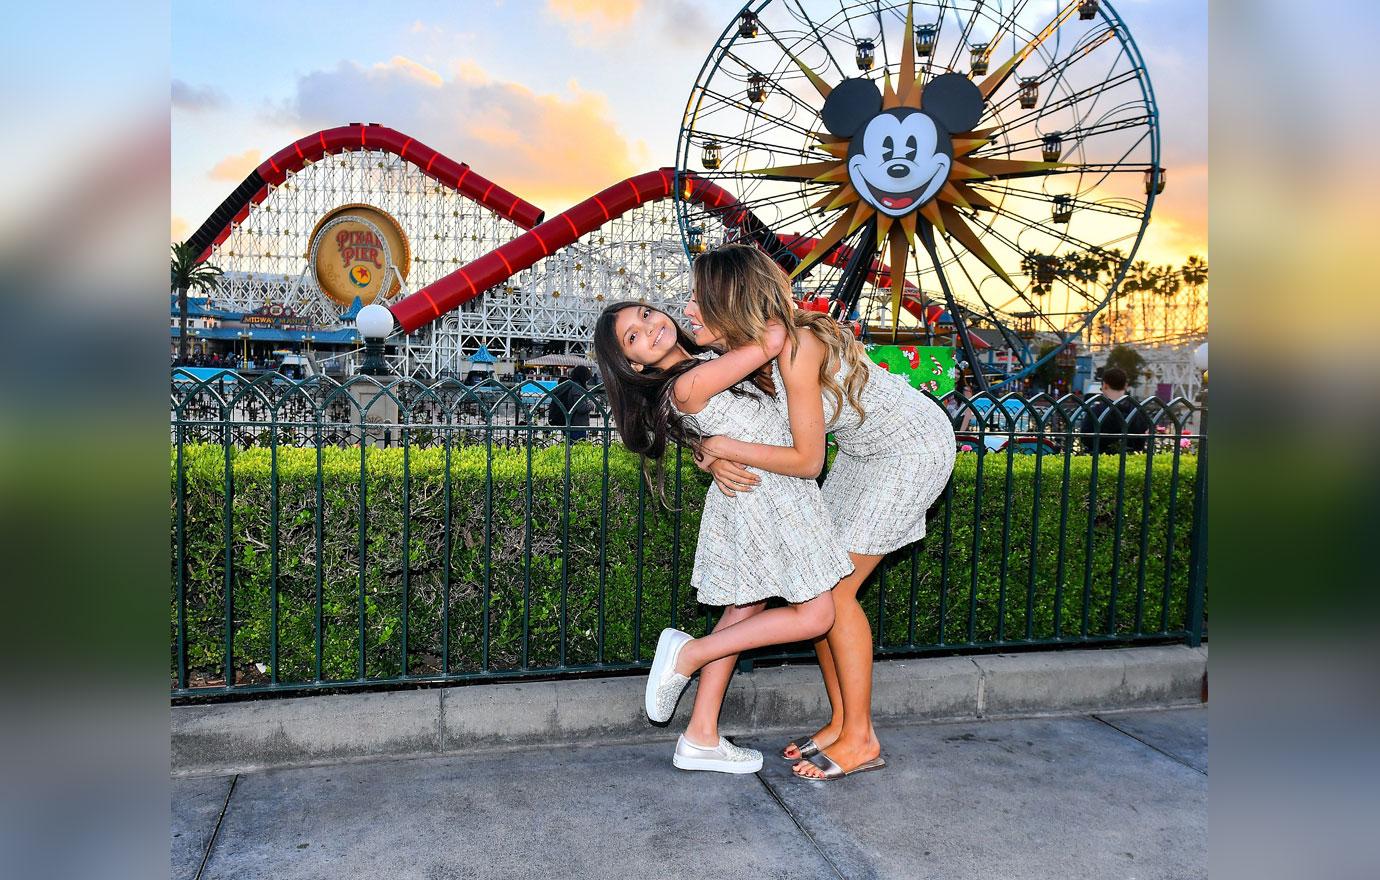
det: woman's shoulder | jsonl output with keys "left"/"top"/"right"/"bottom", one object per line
{"left": 779, "top": 329, "right": 828, "bottom": 374}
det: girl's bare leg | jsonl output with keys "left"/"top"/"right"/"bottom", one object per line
{"left": 683, "top": 601, "right": 767, "bottom": 745}
{"left": 795, "top": 553, "right": 885, "bottom": 777}
{"left": 674, "top": 592, "right": 834, "bottom": 676}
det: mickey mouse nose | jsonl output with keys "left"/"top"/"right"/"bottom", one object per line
{"left": 887, "top": 163, "right": 909, "bottom": 179}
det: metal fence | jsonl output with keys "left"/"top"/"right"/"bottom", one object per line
{"left": 170, "top": 369, "right": 1206, "bottom": 700}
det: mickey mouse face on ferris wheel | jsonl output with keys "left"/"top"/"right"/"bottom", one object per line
{"left": 822, "top": 73, "right": 985, "bottom": 218}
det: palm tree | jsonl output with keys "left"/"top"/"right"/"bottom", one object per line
{"left": 1061, "top": 250, "right": 1101, "bottom": 304}
{"left": 171, "top": 242, "right": 224, "bottom": 364}
{"left": 1155, "top": 264, "right": 1182, "bottom": 339}
{"left": 1125, "top": 260, "right": 1151, "bottom": 341}
{"left": 1092, "top": 248, "right": 1127, "bottom": 343}
{"left": 1022, "top": 250, "right": 1058, "bottom": 297}
{"left": 1180, "top": 255, "right": 1209, "bottom": 334}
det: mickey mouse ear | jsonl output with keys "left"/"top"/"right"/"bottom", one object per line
{"left": 921, "top": 73, "right": 985, "bottom": 133}
{"left": 821, "top": 78, "right": 883, "bottom": 138}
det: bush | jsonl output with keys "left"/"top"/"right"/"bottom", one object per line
{"left": 172, "top": 443, "right": 1200, "bottom": 687}
{"left": 868, "top": 450, "right": 1200, "bottom": 648}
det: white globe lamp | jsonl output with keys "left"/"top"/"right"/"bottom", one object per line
{"left": 356, "top": 304, "right": 394, "bottom": 376}
{"left": 1193, "top": 342, "right": 1208, "bottom": 372}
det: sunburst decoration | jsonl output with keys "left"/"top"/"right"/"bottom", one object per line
{"left": 748, "top": 0, "right": 1079, "bottom": 332}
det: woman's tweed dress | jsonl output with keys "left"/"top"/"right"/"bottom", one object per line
{"left": 677, "top": 357, "right": 854, "bottom": 606}
{"left": 777, "top": 357, "right": 956, "bottom": 555}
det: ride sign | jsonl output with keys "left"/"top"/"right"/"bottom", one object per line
{"left": 308, "top": 203, "right": 411, "bottom": 308}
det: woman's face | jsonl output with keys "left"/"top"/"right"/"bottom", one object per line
{"left": 683, "top": 286, "right": 722, "bottom": 347}
{"left": 612, "top": 305, "right": 683, "bottom": 369}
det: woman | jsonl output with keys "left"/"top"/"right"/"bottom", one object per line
{"left": 592, "top": 301, "right": 854, "bottom": 775}
{"left": 685, "top": 244, "right": 956, "bottom": 780}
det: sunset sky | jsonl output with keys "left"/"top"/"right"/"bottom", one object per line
{"left": 172, "top": 0, "right": 1206, "bottom": 270}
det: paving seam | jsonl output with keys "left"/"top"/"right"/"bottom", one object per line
{"left": 192, "top": 773, "right": 238, "bottom": 880}
{"left": 752, "top": 771, "right": 847, "bottom": 880}
{"left": 1090, "top": 713, "right": 1207, "bottom": 775}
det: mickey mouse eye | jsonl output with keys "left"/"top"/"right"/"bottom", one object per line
{"left": 903, "top": 135, "right": 918, "bottom": 161}
{"left": 882, "top": 135, "right": 895, "bottom": 162}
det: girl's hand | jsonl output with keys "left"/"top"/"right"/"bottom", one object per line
{"left": 701, "top": 434, "right": 731, "bottom": 458}
{"left": 762, "top": 320, "right": 788, "bottom": 358}
{"left": 708, "top": 459, "right": 760, "bottom": 497}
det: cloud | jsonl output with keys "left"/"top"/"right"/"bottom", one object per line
{"left": 545, "top": 0, "right": 640, "bottom": 31}
{"left": 542, "top": 0, "right": 711, "bottom": 48}
{"left": 207, "top": 149, "right": 261, "bottom": 182}
{"left": 170, "top": 216, "right": 188, "bottom": 243}
{"left": 282, "top": 56, "right": 645, "bottom": 211}
{"left": 172, "top": 80, "right": 225, "bottom": 112}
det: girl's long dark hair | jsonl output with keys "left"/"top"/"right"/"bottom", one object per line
{"left": 592, "top": 301, "right": 765, "bottom": 500}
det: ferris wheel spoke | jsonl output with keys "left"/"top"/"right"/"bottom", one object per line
{"left": 786, "top": 0, "right": 852, "bottom": 79}
{"left": 972, "top": 200, "right": 1119, "bottom": 272}
{"left": 691, "top": 177, "right": 835, "bottom": 212}
{"left": 993, "top": 6, "right": 1113, "bottom": 99}
{"left": 969, "top": 181, "right": 1145, "bottom": 221}
{"left": 689, "top": 128, "right": 821, "bottom": 165}
{"left": 978, "top": 67, "right": 1141, "bottom": 135}
{"left": 970, "top": 0, "right": 1041, "bottom": 94}
{"left": 918, "top": 0, "right": 949, "bottom": 83}
{"left": 942, "top": 233, "right": 1059, "bottom": 336}
{"left": 943, "top": 0, "right": 984, "bottom": 74}
{"left": 977, "top": 113, "right": 1152, "bottom": 161}
{"left": 696, "top": 86, "right": 820, "bottom": 139}
{"left": 719, "top": 49, "right": 831, "bottom": 122}
{"left": 980, "top": 28, "right": 1119, "bottom": 118}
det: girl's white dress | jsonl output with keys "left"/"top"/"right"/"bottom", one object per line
{"left": 677, "top": 356, "right": 854, "bottom": 606}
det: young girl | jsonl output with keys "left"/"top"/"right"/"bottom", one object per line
{"left": 592, "top": 300, "right": 854, "bottom": 774}
{"left": 684, "top": 244, "right": 956, "bottom": 781}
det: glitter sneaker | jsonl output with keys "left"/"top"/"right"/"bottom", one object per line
{"left": 672, "top": 735, "right": 764, "bottom": 774}
{"left": 645, "top": 628, "right": 693, "bottom": 723}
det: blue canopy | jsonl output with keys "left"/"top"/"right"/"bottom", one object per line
{"left": 170, "top": 326, "right": 360, "bottom": 343}
{"left": 469, "top": 345, "right": 496, "bottom": 364}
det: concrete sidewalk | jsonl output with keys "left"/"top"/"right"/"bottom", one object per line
{"left": 173, "top": 706, "right": 1206, "bottom": 880}
{"left": 173, "top": 645, "right": 1207, "bottom": 775}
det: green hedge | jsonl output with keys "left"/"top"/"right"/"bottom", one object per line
{"left": 172, "top": 443, "right": 1200, "bottom": 687}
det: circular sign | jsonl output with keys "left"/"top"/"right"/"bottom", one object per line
{"left": 308, "top": 204, "right": 411, "bottom": 308}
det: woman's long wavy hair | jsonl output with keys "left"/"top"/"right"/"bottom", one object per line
{"left": 592, "top": 301, "right": 767, "bottom": 501}
{"left": 691, "top": 243, "right": 869, "bottom": 427}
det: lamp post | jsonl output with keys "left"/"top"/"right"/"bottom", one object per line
{"left": 356, "top": 303, "right": 394, "bottom": 376}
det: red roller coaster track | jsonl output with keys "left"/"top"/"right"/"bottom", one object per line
{"left": 187, "top": 123, "right": 544, "bottom": 262}
{"left": 189, "top": 123, "right": 966, "bottom": 341}
{"left": 388, "top": 166, "right": 947, "bottom": 335}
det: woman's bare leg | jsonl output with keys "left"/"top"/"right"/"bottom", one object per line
{"left": 781, "top": 634, "right": 843, "bottom": 760}
{"left": 795, "top": 552, "right": 885, "bottom": 777}
{"left": 674, "top": 592, "right": 834, "bottom": 676}
{"left": 683, "top": 601, "right": 767, "bottom": 745}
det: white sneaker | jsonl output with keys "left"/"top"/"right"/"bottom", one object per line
{"left": 645, "top": 628, "right": 692, "bottom": 723}
{"left": 672, "top": 735, "right": 764, "bottom": 774}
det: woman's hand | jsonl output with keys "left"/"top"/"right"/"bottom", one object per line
{"left": 707, "top": 458, "right": 760, "bottom": 497}
{"left": 693, "top": 444, "right": 719, "bottom": 473}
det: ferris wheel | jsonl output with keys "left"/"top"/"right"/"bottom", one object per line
{"left": 674, "top": 0, "right": 1160, "bottom": 389}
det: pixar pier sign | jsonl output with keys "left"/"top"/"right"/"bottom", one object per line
{"left": 308, "top": 203, "right": 412, "bottom": 308}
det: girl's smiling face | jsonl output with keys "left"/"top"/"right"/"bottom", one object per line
{"left": 613, "top": 304, "right": 684, "bottom": 369}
